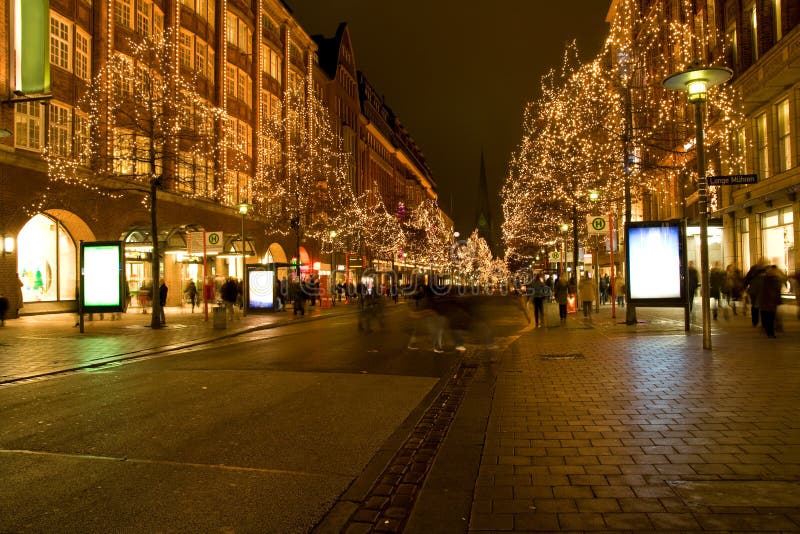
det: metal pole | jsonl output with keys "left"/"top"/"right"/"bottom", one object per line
{"left": 610, "top": 212, "right": 616, "bottom": 319}
{"left": 695, "top": 102, "right": 712, "bottom": 350}
{"left": 241, "top": 212, "right": 247, "bottom": 317}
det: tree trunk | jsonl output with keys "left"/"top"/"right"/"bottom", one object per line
{"left": 150, "top": 177, "right": 162, "bottom": 329}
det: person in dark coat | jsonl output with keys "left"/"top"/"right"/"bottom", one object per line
{"left": 687, "top": 262, "right": 699, "bottom": 314}
{"left": 0, "top": 293, "right": 8, "bottom": 326}
{"left": 759, "top": 265, "right": 783, "bottom": 338}
{"left": 554, "top": 275, "right": 570, "bottom": 323}
{"left": 184, "top": 280, "right": 197, "bottom": 313}
{"left": 709, "top": 262, "right": 726, "bottom": 320}
{"left": 743, "top": 259, "right": 768, "bottom": 326}
{"left": 221, "top": 277, "right": 238, "bottom": 321}
{"left": 158, "top": 280, "right": 168, "bottom": 325}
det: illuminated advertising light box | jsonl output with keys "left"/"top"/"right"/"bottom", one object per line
{"left": 248, "top": 266, "right": 274, "bottom": 311}
{"left": 81, "top": 241, "right": 124, "bottom": 312}
{"left": 625, "top": 221, "right": 686, "bottom": 307}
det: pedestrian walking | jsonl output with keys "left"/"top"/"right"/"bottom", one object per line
{"left": 578, "top": 273, "right": 596, "bottom": 319}
{"left": 554, "top": 275, "right": 570, "bottom": 324}
{"left": 614, "top": 275, "right": 625, "bottom": 308}
{"left": 139, "top": 280, "right": 152, "bottom": 314}
{"left": 530, "top": 274, "right": 547, "bottom": 327}
{"left": 687, "top": 262, "right": 699, "bottom": 315}
{"left": 158, "top": 279, "right": 168, "bottom": 325}
{"left": 290, "top": 279, "right": 305, "bottom": 316}
{"left": 112, "top": 281, "right": 130, "bottom": 320}
{"left": 16, "top": 274, "right": 23, "bottom": 317}
{"left": 726, "top": 264, "right": 743, "bottom": 315}
{"left": 0, "top": 292, "right": 8, "bottom": 326}
{"left": 759, "top": 265, "right": 783, "bottom": 338}
{"left": 184, "top": 279, "right": 198, "bottom": 313}
{"left": 743, "top": 259, "right": 767, "bottom": 326}
{"left": 221, "top": 277, "right": 238, "bottom": 321}
{"left": 710, "top": 262, "right": 725, "bottom": 320}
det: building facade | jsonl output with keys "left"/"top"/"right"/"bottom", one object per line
{"left": 616, "top": 0, "right": 799, "bottom": 282}
{"left": 0, "top": 0, "right": 436, "bottom": 317}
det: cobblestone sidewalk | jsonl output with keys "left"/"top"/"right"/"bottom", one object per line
{"left": 470, "top": 305, "right": 800, "bottom": 532}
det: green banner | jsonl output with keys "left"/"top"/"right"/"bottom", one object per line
{"left": 16, "top": 0, "right": 50, "bottom": 94}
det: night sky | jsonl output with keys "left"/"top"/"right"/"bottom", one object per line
{"left": 289, "top": 1, "right": 611, "bottom": 240}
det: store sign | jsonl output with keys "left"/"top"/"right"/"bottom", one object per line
{"left": 81, "top": 241, "right": 124, "bottom": 312}
{"left": 14, "top": 0, "right": 50, "bottom": 94}
{"left": 549, "top": 251, "right": 561, "bottom": 262}
{"left": 187, "top": 231, "right": 223, "bottom": 254}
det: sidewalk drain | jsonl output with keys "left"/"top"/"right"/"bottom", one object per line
{"left": 337, "top": 362, "right": 475, "bottom": 532}
{"left": 540, "top": 353, "right": 584, "bottom": 360}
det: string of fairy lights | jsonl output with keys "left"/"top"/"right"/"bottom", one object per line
{"left": 42, "top": 11, "right": 506, "bottom": 282}
{"left": 502, "top": 0, "right": 745, "bottom": 267}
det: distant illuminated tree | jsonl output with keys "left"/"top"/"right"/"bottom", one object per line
{"left": 44, "top": 28, "right": 231, "bottom": 329}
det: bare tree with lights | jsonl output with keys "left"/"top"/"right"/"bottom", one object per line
{"left": 44, "top": 28, "right": 232, "bottom": 329}
{"left": 255, "top": 79, "right": 362, "bottom": 278}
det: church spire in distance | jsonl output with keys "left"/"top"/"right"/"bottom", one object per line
{"left": 475, "top": 149, "right": 495, "bottom": 252}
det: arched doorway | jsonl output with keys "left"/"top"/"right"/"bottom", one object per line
{"left": 17, "top": 211, "right": 95, "bottom": 311}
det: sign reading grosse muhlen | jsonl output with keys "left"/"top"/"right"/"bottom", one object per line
{"left": 187, "top": 231, "right": 223, "bottom": 254}
{"left": 707, "top": 174, "right": 758, "bottom": 186}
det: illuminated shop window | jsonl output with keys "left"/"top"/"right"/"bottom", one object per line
{"left": 18, "top": 214, "right": 77, "bottom": 303}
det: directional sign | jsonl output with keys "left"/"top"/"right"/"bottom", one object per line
{"left": 549, "top": 251, "right": 561, "bottom": 262}
{"left": 586, "top": 215, "right": 608, "bottom": 235}
{"left": 708, "top": 174, "right": 757, "bottom": 185}
{"left": 188, "top": 231, "right": 223, "bottom": 254}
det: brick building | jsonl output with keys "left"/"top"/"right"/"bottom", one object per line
{"left": 0, "top": 0, "right": 436, "bottom": 318}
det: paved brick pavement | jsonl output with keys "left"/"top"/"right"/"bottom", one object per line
{"left": 469, "top": 302, "right": 800, "bottom": 532}
{"left": 0, "top": 302, "right": 356, "bottom": 384}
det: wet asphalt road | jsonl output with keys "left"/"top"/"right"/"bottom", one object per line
{"left": 0, "top": 296, "right": 527, "bottom": 533}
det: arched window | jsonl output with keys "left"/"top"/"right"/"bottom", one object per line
{"left": 18, "top": 214, "right": 77, "bottom": 302}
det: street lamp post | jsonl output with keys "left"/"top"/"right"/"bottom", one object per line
{"left": 663, "top": 63, "right": 732, "bottom": 350}
{"left": 237, "top": 201, "right": 252, "bottom": 317}
{"left": 588, "top": 191, "right": 601, "bottom": 312}
{"left": 329, "top": 230, "right": 337, "bottom": 304}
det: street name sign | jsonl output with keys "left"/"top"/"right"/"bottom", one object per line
{"left": 707, "top": 174, "right": 757, "bottom": 186}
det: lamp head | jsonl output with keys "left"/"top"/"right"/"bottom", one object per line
{"left": 237, "top": 201, "right": 251, "bottom": 215}
{"left": 588, "top": 190, "right": 600, "bottom": 202}
{"left": 663, "top": 63, "right": 732, "bottom": 104}
{"left": 329, "top": 230, "right": 337, "bottom": 238}
{"left": 560, "top": 223, "right": 569, "bottom": 232}
{"left": 2, "top": 235, "right": 13, "bottom": 254}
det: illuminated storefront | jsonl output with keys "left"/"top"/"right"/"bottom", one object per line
{"left": 760, "top": 206, "right": 794, "bottom": 276}
{"left": 17, "top": 213, "right": 77, "bottom": 303}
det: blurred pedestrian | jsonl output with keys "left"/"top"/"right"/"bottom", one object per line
{"left": 0, "top": 292, "right": 8, "bottom": 326}
{"left": 112, "top": 281, "right": 130, "bottom": 320}
{"left": 16, "top": 274, "right": 23, "bottom": 317}
{"left": 554, "top": 275, "right": 570, "bottom": 324}
{"left": 687, "top": 262, "right": 699, "bottom": 315}
{"left": 184, "top": 279, "right": 197, "bottom": 313}
{"left": 710, "top": 262, "right": 725, "bottom": 320}
{"left": 578, "top": 273, "right": 596, "bottom": 319}
{"left": 614, "top": 275, "right": 625, "bottom": 308}
{"left": 726, "top": 264, "right": 743, "bottom": 315}
{"left": 759, "top": 265, "right": 783, "bottom": 338}
{"left": 743, "top": 259, "right": 768, "bottom": 327}
{"left": 290, "top": 279, "right": 305, "bottom": 316}
{"left": 158, "top": 279, "right": 168, "bottom": 325}
{"left": 221, "top": 277, "right": 238, "bottom": 321}
{"left": 530, "top": 274, "right": 547, "bottom": 328}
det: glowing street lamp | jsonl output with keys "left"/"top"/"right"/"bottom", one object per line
{"left": 663, "top": 63, "right": 732, "bottom": 350}
{"left": 237, "top": 200, "right": 252, "bottom": 316}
